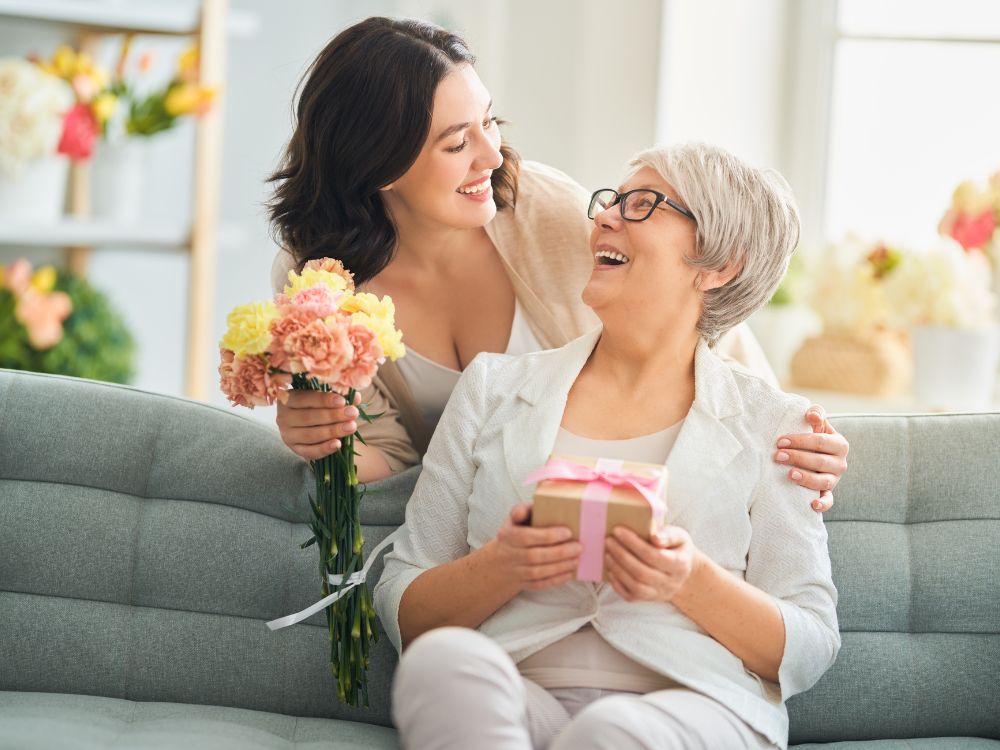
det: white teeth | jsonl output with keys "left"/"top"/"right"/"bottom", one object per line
{"left": 595, "top": 249, "right": 630, "bottom": 264}
{"left": 458, "top": 181, "right": 490, "bottom": 194}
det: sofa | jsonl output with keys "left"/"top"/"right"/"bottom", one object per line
{"left": 1, "top": 368, "right": 998, "bottom": 749}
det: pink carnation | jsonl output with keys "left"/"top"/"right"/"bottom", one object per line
{"left": 281, "top": 318, "right": 353, "bottom": 385}
{"left": 288, "top": 283, "right": 341, "bottom": 319}
{"left": 220, "top": 349, "right": 291, "bottom": 408}
{"left": 333, "top": 324, "right": 384, "bottom": 392}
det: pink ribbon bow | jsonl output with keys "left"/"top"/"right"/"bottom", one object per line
{"left": 524, "top": 457, "right": 667, "bottom": 582}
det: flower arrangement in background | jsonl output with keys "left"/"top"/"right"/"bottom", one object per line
{"left": 0, "top": 258, "right": 135, "bottom": 383}
{"left": 0, "top": 58, "right": 73, "bottom": 174}
{"left": 34, "top": 45, "right": 117, "bottom": 160}
{"left": 805, "top": 235, "right": 903, "bottom": 334}
{"left": 219, "top": 258, "right": 404, "bottom": 707}
{"left": 939, "top": 171, "right": 1000, "bottom": 263}
{"left": 109, "top": 38, "right": 217, "bottom": 138}
{"left": 882, "top": 237, "right": 996, "bottom": 330}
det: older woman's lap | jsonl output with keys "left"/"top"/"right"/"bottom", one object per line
{"left": 391, "top": 627, "right": 775, "bottom": 750}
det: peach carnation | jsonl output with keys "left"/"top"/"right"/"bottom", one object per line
{"left": 334, "top": 324, "right": 384, "bottom": 392}
{"left": 304, "top": 257, "right": 355, "bottom": 291}
{"left": 220, "top": 349, "right": 291, "bottom": 408}
{"left": 281, "top": 318, "right": 353, "bottom": 384}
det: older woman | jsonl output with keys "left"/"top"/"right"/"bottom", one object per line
{"left": 373, "top": 142, "right": 840, "bottom": 750}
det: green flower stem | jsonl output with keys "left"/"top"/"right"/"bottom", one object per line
{"left": 292, "top": 376, "right": 377, "bottom": 707}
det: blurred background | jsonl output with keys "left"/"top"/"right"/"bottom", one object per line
{"left": 2, "top": 0, "right": 999, "bottom": 423}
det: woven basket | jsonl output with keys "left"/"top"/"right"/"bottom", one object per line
{"left": 790, "top": 330, "right": 912, "bottom": 396}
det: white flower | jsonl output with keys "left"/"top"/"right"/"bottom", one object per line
{"left": 0, "top": 58, "right": 74, "bottom": 176}
{"left": 883, "top": 237, "right": 997, "bottom": 329}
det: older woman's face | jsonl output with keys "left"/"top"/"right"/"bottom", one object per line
{"left": 582, "top": 166, "right": 702, "bottom": 328}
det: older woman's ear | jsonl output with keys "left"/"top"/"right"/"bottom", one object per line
{"left": 696, "top": 260, "right": 742, "bottom": 292}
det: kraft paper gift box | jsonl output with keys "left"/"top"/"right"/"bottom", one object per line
{"left": 526, "top": 454, "right": 668, "bottom": 582}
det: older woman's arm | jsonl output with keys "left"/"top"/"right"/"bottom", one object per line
{"left": 604, "top": 401, "right": 840, "bottom": 695}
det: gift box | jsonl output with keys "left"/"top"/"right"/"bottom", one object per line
{"left": 525, "top": 454, "right": 668, "bottom": 582}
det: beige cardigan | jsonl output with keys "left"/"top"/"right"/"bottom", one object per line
{"left": 271, "top": 161, "right": 778, "bottom": 472}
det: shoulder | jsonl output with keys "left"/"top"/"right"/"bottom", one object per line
{"left": 270, "top": 250, "right": 296, "bottom": 296}
{"left": 730, "top": 365, "right": 811, "bottom": 439}
{"left": 496, "top": 161, "right": 591, "bottom": 236}
{"left": 516, "top": 160, "right": 591, "bottom": 205}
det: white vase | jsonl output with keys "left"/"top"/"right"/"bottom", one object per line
{"left": 912, "top": 325, "right": 1000, "bottom": 411}
{"left": 0, "top": 156, "right": 69, "bottom": 222}
{"left": 90, "top": 139, "right": 149, "bottom": 223}
{"left": 746, "top": 304, "right": 823, "bottom": 385}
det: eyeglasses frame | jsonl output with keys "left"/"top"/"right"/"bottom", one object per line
{"left": 588, "top": 188, "right": 697, "bottom": 224}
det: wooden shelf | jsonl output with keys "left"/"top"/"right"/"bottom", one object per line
{"left": 0, "top": 219, "right": 189, "bottom": 249}
{"left": 0, "top": 0, "right": 257, "bottom": 36}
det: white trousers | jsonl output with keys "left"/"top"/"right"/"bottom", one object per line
{"left": 391, "top": 627, "right": 777, "bottom": 750}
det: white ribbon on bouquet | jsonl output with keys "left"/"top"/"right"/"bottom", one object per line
{"left": 266, "top": 528, "right": 402, "bottom": 631}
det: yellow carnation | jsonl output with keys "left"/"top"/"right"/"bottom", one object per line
{"left": 349, "top": 311, "right": 405, "bottom": 361}
{"left": 339, "top": 292, "right": 396, "bottom": 323}
{"left": 29, "top": 265, "right": 57, "bottom": 293}
{"left": 283, "top": 267, "right": 350, "bottom": 298}
{"left": 220, "top": 300, "right": 279, "bottom": 357}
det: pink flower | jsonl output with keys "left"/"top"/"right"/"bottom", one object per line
{"left": 282, "top": 318, "right": 353, "bottom": 384}
{"left": 219, "top": 349, "right": 291, "bottom": 408}
{"left": 3, "top": 259, "right": 32, "bottom": 296}
{"left": 15, "top": 289, "right": 72, "bottom": 350}
{"left": 334, "top": 324, "right": 384, "bottom": 392}
{"left": 288, "top": 283, "right": 341, "bottom": 319}
{"left": 57, "top": 103, "right": 99, "bottom": 160}
{"left": 947, "top": 209, "right": 996, "bottom": 251}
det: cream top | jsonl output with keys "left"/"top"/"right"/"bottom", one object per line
{"left": 517, "top": 422, "right": 684, "bottom": 692}
{"left": 394, "top": 299, "right": 543, "bottom": 429}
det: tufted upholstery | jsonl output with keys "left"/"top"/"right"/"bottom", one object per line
{"left": 1, "top": 368, "right": 998, "bottom": 748}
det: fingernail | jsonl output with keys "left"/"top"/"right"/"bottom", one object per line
{"left": 346, "top": 407, "right": 358, "bottom": 417}
{"left": 612, "top": 528, "right": 624, "bottom": 539}
{"left": 812, "top": 501, "right": 822, "bottom": 510}
{"left": 790, "top": 470, "right": 802, "bottom": 480}
{"left": 777, "top": 438, "right": 791, "bottom": 448}
{"left": 776, "top": 451, "right": 789, "bottom": 462}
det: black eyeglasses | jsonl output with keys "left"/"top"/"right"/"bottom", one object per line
{"left": 588, "top": 188, "right": 697, "bottom": 224}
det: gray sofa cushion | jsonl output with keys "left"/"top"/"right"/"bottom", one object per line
{"left": 0, "top": 691, "right": 398, "bottom": 749}
{"left": 786, "top": 414, "right": 1000, "bottom": 745}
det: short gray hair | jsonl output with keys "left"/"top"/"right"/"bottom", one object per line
{"left": 628, "top": 142, "right": 800, "bottom": 346}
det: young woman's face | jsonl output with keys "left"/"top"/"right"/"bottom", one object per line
{"left": 381, "top": 64, "right": 504, "bottom": 232}
{"left": 582, "top": 166, "right": 703, "bottom": 327}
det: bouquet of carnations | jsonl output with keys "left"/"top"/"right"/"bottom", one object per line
{"left": 218, "top": 257, "right": 404, "bottom": 706}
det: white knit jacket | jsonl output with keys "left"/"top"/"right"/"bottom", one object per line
{"left": 374, "top": 328, "right": 840, "bottom": 749}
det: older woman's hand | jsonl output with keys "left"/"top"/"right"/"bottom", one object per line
{"left": 603, "top": 525, "right": 699, "bottom": 603}
{"left": 492, "top": 504, "right": 583, "bottom": 592}
{"left": 775, "top": 404, "right": 850, "bottom": 513}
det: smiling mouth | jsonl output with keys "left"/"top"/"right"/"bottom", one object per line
{"left": 595, "top": 249, "right": 630, "bottom": 266}
{"left": 457, "top": 178, "right": 491, "bottom": 194}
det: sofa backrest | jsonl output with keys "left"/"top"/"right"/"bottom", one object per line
{"left": 0, "top": 370, "right": 410, "bottom": 727}
{"left": 787, "top": 413, "right": 1000, "bottom": 743}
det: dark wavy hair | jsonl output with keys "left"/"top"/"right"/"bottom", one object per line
{"left": 267, "top": 17, "right": 521, "bottom": 284}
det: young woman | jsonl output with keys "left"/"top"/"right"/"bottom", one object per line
{"left": 375, "top": 142, "right": 839, "bottom": 750}
{"left": 267, "top": 17, "right": 848, "bottom": 507}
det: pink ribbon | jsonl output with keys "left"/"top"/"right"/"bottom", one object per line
{"left": 524, "top": 457, "right": 666, "bottom": 582}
